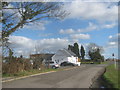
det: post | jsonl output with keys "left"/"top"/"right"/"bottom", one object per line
{"left": 112, "top": 53, "right": 116, "bottom": 69}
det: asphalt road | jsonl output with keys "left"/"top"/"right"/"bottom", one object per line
{"left": 2, "top": 64, "right": 108, "bottom": 88}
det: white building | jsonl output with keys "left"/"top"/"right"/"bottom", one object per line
{"left": 52, "top": 49, "right": 81, "bottom": 66}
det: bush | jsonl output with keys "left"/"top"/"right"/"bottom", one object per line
{"left": 24, "top": 59, "right": 33, "bottom": 71}
{"left": 2, "top": 58, "right": 24, "bottom": 74}
{"left": 2, "top": 58, "right": 33, "bottom": 74}
{"left": 2, "top": 56, "right": 46, "bottom": 75}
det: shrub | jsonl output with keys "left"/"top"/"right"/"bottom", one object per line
{"left": 2, "top": 57, "right": 33, "bottom": 74}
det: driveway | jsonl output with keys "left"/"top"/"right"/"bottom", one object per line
{"left": 2, "top": 64, "right": 107, "bottom": 88}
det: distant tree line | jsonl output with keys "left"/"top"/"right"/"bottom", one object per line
{"left": 68, "top": 42, "right": 104, "bottom": 63}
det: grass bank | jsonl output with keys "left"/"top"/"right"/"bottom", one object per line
{"left": 103, "top": 64, "right": 119, "bottom": 89}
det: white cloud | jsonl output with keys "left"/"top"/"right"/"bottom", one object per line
{"left": 108, "top": 42, "right": 117, "bottom": 45}
{"left": 64, "top": 1, "right": 118, "bottom": 22}
{"left": 77, "top": 22, "right": 98, "bottom": 33}
{"left": 8, "top": 36, "right": 35, "bottom": 57}
{"left": 70, "top": 33, "right": 90, "bottom": 39}
{"left": 101, "top": 22, "right": 117, "bottom": 29}
{"left": 37, "top": 38, "right": 70, "bottom": 52}
{"left": 109, "top": 34, "right": 119, "bottom": 44}
{"left": 60, "top": 22, "right": 117, "bottom": 35}
{"left": 109, "top": 35, "right": 113, "bottom": 39}
{"left": 39, "top": 33, "right": 52, "bottom": 37}
{"left": 59, "top": 22, "right": 98, "bottom": 35}
{"left": 8, "top": 36, "right": 71, "bottom": 57}
{"left": 78, "top": 22, "right": 117, "bottom": 33}
{"left": 105, "top": 33, "right": 119, "bottom": 49}
{"left": 23, "top": 21, "right": 48, "bottom": 31}
{"left": 9, "top": 35, "right": 34, "bottom": 48}
{"left": 59, "top": 29, "right": 75, "bottom": 34}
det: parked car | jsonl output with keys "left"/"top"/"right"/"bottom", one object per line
{"left": 45, "top": 61, "right": 60, "bottom": 69}
{"left": 60, "top": 62, "right": 75, "bottom": 66}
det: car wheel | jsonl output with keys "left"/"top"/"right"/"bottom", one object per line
{"left": 52, "top": 66, "right": 56, "bottom": 69}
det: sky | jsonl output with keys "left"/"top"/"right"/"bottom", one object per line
{"left": 5, "top": 0, "right": 119, "bottom": 59}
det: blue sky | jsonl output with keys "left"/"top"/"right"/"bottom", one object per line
{"left": 7, "top": 1, "right": 119, "bottom": 59}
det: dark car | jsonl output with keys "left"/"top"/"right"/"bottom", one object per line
{"left": 60, "top": 62, "right": 75, "bottom": 66}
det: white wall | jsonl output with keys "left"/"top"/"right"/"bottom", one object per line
{"left": 52, "top": 54, "right": 80, "bottom": 66}
{"left": 52, "top": 50, "right": 81, "bottom": 66}
{"left": 52, "top": 54, "right": 68, "bottom": 65}
{"left": 68, "top": 57, "right": 80, "bottom": 66}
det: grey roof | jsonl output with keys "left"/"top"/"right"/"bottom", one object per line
{"left": 57, "top": 49, "right": 77, "bottom": 57}
{"left": 58, "top": 50, "right": 71, "bottom": 57}
{"left": 67, "top": 50, "right": 77, "bottom": 56}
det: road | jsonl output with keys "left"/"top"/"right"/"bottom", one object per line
{"left": 2, "top": 64, "right": 108, "bottom": 88}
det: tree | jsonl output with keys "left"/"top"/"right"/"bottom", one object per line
{"left": 8, "top": 48, "right": 13, "bottom": 61}
{"left": 73, "top": 43, "right": 80, "bottom": 57}
{"left": 1, "top": 2, "right": 68, "bottom": 57}
{"left": 2, "top": 2, "right": 67, "bottom": 40}
{"left": 80, "top": 45, "right": 85, "bottom": 60}
{"left": 68, "top": 42, "right": 80, "bottom": 57}
{"left": 87, "top": 43, "right": 104, "bottom": 54}
{"left": 87, "top": 43, "right": 104, "bottom": 63}
{"left": 68, "top": 45, "right": 74, "bottom": 52}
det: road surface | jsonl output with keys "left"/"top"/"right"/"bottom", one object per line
{"left": 2, "top": 64, "right": 107, "bottom": 88}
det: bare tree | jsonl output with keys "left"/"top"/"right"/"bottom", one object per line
{"left": 1, "top": 2, "right": 68, "bottom": 57}
{"left": 2, "top": 2, "right": 67, "bottom": 39}
{"left": 87, "top": 43, "right": 104, "bottom": 54}
{"left": 87, "top": 43, "right": 104, "bottom": 62}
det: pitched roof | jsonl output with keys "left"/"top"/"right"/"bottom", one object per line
{"left": 66, "top": 49, "right": 77, "bottom": 56}
{"left": 57, "top": 49, "right": 77, "bottom": 57}
{"left": 57, "top": 50, "right": 71, "bottom": 57}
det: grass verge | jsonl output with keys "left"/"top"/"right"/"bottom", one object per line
{"left": 81, "top": 61, "right": 101, "bottom": 64}
{"left": 2, "top": 67, "right": 72, "bottom": 78}
{"left": 100, "top": 61, "right": 108, "bottom": 64}
{"left": 2, "top": 68, "right": 59, "bottom": 78}
{"left": 81, "top": 62, "right": 94, "bottom": 64}
{"left": 103, "top": 64, "right": 119, "bottom": 89}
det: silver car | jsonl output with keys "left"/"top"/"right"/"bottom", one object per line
{"left": 45, "top": 61, "right": 60, "bottom": 69}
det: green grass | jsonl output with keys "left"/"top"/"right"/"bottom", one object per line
{"left": 103, "top": 64, "right": 119, "bottom": 89}
{"left": 81, "top": 61, "right": 94, "bottom": 64}
{"left": 2, "top": 68, "right": 58, "bottom": 78}
{"left": 81, "top": 61, "right": 108, "bottom": 64}
{"left": 100, "top": 61, "right": 108, "bottom": 64}
{"left": 2, "top": 67, "right": 69, "bottom": 78}
{"left": 81, "top": 61, "right": 101, "bottom": 64}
